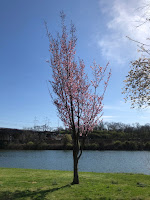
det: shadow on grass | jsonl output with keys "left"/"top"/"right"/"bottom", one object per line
{"left": 0, "top": 184, "right": 71, "bottom": 200}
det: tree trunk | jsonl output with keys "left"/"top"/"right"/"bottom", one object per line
{"left": 73, "top": 147, "right": 79, "bottom": 184}
{"left": 72, "top": 133, "right": 79, "bottom": 184}
{"left": 72, "top": 134, "right": 86, "bottom": 184}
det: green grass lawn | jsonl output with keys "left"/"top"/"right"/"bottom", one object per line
{"left": 0, "top": 168, "right": 150, "bottom": 200}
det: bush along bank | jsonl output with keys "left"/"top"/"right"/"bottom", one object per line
{"left": 2, "top": 140, "right": 150, "bottom": 151}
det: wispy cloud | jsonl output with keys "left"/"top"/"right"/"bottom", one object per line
{"left": 103, "top": 115, "right": 117, "bottom": 121}
{"left": 98, "top": 0, "right": 150, "bottom": 65}
{"left": 104, "top": 100, "right": 130, "bottom": 112}
{"left": 103, "top": 101, "right": 150, "bottom": 124}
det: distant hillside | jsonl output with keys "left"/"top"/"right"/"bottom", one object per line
{"left": 1, "top": 122, "right": 150, "bottom": 150}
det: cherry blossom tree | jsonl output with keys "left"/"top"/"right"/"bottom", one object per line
{"left": 45, "top": 12, "right": 111, "bottom": 184}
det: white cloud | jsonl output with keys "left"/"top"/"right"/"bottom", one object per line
{"left": 98, "top": 0, "right": 150, "bottom": 65}
{"left": 104, "top": 100, "right": 130, "bottom": 111}
{"left": 102, "top": 115, "right": 117, "bottom": 122}
{"left": 103, "top": 100, "right": 150, "bottom": 124}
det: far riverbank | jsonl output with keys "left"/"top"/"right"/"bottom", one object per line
{"left": 1, "top": 126, "right": 150, "bottom": 151}
{"left": 1, "top": 140, "right": 150, "bottom": 151}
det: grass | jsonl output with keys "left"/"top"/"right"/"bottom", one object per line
{"left": 0, "top": 168, "right": 150, "bottom": 200}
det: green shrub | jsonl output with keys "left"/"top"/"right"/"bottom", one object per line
{"left": 84, "top": 143, "right": 99, "bottom": 150}
{"left": 122, "top": 141, "right": 137, "bottom": 150}
{"left": 27, "top": 141, "right": 34, "bottom": 146}
{"left": 25, "top": 141, "right": 36, "bottom": 150}
{"left": 98, "top": 141, "right": 105, "bottom": 150}
{"left": 63, "top": 134, "right": 72, "bottom": 147}
{"left": 113, "top": 141, "right": 122, "bottom": 150}
{"left": 137, "top": 142, "right": 144, "bottom": 150}
{"left": 7, "top": 143, "right": 24, "bottom": 150}
{"left": 144, "top": 142, "right": 150, "bottom": 150}
{"left": 37, "top": 142, "right": 49, "bottom": 150}
{"left": 65, "top": 143, "right": 73, "bottom": 150}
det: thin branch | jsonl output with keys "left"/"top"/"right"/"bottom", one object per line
{"left": 126, "top": 36, "right": 150, "bottom": 47}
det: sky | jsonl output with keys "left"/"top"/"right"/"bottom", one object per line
{"left": 0, "top": 0, "right": 150, "bottom": 129}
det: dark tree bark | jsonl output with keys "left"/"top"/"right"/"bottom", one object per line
{"left": 72, "top": 133, "right": 86, "bottom": 184}
{"left": 73, "top": 148, "right": 79, "bottom": 184}
{"left": 72, "top": 131, "right": 79, "bottom": 184}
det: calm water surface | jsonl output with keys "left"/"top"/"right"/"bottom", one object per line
{"left": 0, "top": 150, "right": 150, "bottom": 174}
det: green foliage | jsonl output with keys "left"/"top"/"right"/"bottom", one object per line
{"left": 91, "top": 143, "right": 99, "bottom": 150}
{"left": 1, "top": 122, "right": 150, "bottom": 150}
{"left": 145, "top": 142, "right": 150, "bottom": 150}
{"left": 63, "top": 134, "right": 72, "bottom": 147}
{"left": 6, "top": 143, "right": 24, "bottom": 150}
{"left": 89, "top": 131, "right": 111, "bottom": 140}
{"left": 113, "top": 141, "right": 123, "bottom": 150}
{"left": 98, "top": 141, "right": 105, "bottom": 150}
{"left": 84, "top": 143, "right": 99, "bottom": 150}
{"left": 122, "top": 141, "right": 138, "bottom": 150}
{"left": 27, "top": 141, "right": 34, "bottom": 146}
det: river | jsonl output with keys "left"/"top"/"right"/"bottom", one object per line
{"left": 0, "top": 150, "right": 150, "bottom": 174}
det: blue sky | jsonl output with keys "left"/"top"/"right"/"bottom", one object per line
{"left": 0, "top": 0, "right": 150, "bottom": 129}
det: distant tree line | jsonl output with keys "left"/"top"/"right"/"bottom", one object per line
{"left": 87, "top": 122, "right": 150, "bottom": 150}
{"left": 0, "top": 122, "right": 150, "bottom": 150}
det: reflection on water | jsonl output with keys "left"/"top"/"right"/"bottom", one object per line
{"left": 0, "top": 150, "right": 150, "bottom": 174}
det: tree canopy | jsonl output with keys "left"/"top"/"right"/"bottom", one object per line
{"left": 123, "top": 58, "right": 150, "bottom": 108}
{"left": 123, "top": 4, "right": 150, "bottom": 108}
